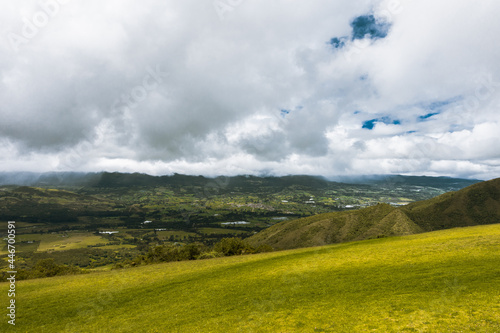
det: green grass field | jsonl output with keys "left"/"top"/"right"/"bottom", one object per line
{"left": 25, "top": 233, "right": 108, "bottom": 252}
{"left": 0, "top": 232, "right": 111, "bottom": 255}
{"left": 2, "top": 224, "right": 499, "bottom": 332}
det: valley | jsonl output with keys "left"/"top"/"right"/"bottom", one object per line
{"left": 0, "top": 172, "right": 498, "bottom": 331}
{"left": 0, "top": 173, "right": 480, "bottom": 275}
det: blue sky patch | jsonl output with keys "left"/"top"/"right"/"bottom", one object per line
{"left": 417, "top": 96, "right": 462, "bottom": 111}
{"left": 329, "top": 37, "right": 348, "bottom": 49}
{"left": 329, "top": 14, "right": 391, "bottom": 50}
{"left": 362, "top": 119, "right": 377, "bottom": 130}
{"left": 350, "top": 15, "right": 390, "bottom": 40}
{"left": 362, "top": 116, "right": 401, "bottom": 130}
{"left": 280, "top": 109, "right": 290, "bottom": 118}
{"left": 418, "top": 112, "right": 439, "bottom": 121}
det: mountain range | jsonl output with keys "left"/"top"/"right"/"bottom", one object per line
{"left": 0, "top": 171, "right": 479, "bottom": 190}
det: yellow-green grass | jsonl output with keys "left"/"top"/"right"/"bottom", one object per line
{"left": 0, "top": 241, "right": 40, "bottom": 255}
{"left": 1, "top": 232, "right": 109, "bottom": 254}
{"left": 2, "top": 224, "right": 500, "bottom": 332}
{"left": 88, "top": 264, "right": 115, "bottom": 272}
{"left": 10, "top": 232, "right": 109, "bottom": 252}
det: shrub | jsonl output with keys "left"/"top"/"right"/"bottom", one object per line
{"left": 213, "top": 238, "right": 255, "bottom": 256}
{"left": 145, "top": 243, "right": 205, "bottom": 263}
{"left": 255, "top": 244, "right": 274, "bottom": 253}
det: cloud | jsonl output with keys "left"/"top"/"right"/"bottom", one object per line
{"left": 0, "top": 0, "right": 500, "bottom": 180}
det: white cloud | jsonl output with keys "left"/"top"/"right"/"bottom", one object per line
{"left": 0, "top": 0, "right": 499, "bottom": 180}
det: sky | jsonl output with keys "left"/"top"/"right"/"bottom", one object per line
{"left": 1, "top": 0, "right": 500, "bottom": 180}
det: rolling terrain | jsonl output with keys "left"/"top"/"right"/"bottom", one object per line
{"left": 0, "top": 174, "right": 491, "bottom": 275}
{"left": 248, "top": 178, "right": 500, "bottom": 250}
{"left": 1, "top": 223, "right": 499, "bottom": 332}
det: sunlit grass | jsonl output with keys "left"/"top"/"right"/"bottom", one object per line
{"left": 34, "top": 232, "right": 107, "bottom": 252}
{"left": 1, "top": 232, "right": 110, "bottom": 255}
{"left": 1, "top": 224, "right": 499, "bottom": 332}
{"left": 92, "top": 244, "right": 137, "bottom": 250}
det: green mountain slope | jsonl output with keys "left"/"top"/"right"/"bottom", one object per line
{"left": 402, "top": 177, "right": 500, "bottom": 231}
{"left": 2, "top": 224, "right": 499, "bottom": 332}
{"left": 248, "top": 178, "right": 499, "bottom": 250}
{"left": 247, "top": 203, "right": 421, "bottom": 250}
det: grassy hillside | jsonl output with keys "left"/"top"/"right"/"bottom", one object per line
{"left": 247, "top": 203, "right": 423, "bottom": 250}
{"left": 2, "top": 224, "right": 499, "bottom": 332}
{"left": 248, "top": 178, "right": 500, "bottom": 250}
{"left": 402, "top": 177, "right": 500, "bottom": 231}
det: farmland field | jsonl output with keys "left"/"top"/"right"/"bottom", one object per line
{"left": 0, "top": 232, "right": 110, "bottom": 255}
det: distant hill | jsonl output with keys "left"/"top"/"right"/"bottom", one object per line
{"left": 330, "top": 174, "right": 480, "bottom": 191}
{"left": 0, "top": 172, "right": 102, "bottom": 187}
{"left": 248, "top": 177, "right": 500, "bottom": 250}
{"left": 0, "top": 186, "right": 119, "bottom": 223}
